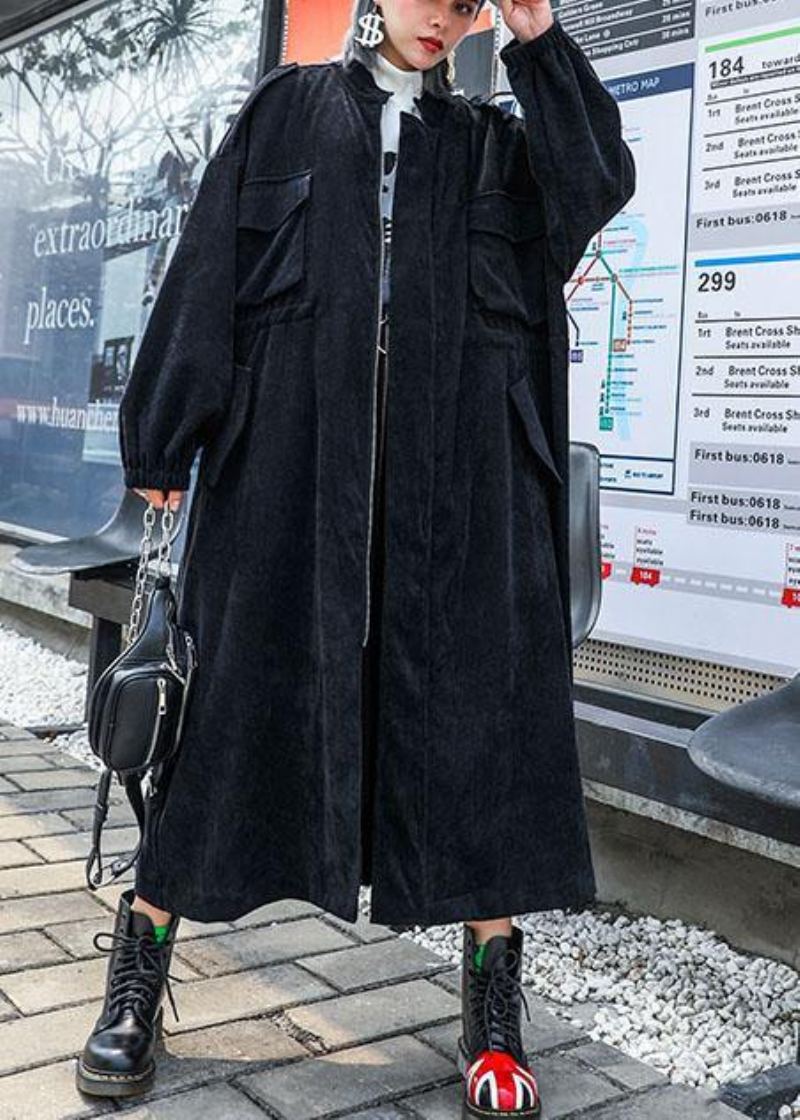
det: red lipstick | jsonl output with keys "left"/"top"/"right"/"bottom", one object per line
{"left": 418, "top": 36, "right": 443, "bottom": 53}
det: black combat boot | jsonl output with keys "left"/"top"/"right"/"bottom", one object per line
{"left": 75, "top": 887, "right": 181, "bottom": 1098}
{"left": 457, "top": 923, "right": 541, "bottom": 1117}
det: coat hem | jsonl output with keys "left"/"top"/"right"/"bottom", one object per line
{"left": 133, "top": 868, "right": 362, "bottom": 927}
{"left": 371, "top": 876, "right": 598, "bottom": 932}
{"left": 132, "top": 866, "right": 597, "bottom": 932}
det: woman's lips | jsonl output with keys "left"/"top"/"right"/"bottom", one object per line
{"left": 418, "top": 36, "right": 443, "bottom": 53}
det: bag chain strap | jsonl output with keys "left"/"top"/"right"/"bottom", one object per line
{"left": 127, "top": 502, "right": 175, "bottom": 647}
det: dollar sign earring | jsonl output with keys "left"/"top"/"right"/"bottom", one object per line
{"left": 355, "top": 1, "right": 385, "bottom": 48}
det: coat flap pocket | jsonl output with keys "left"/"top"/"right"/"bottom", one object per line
{"left": 237, "top": 170, "right": 312, "bottom": 233}
{"left": 508, "top": 376, "right": 563, "bottom": 486}
{"left": 203, "top": 364, "right": 252, "bottom": 488}
{"left": 467, "top": 191, "right": 545, "bottom": 242}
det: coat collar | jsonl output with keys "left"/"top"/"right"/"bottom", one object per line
{"left": 339, "top": 55, "right": 455, "bottom": 108}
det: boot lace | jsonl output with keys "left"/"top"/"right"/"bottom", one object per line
{"left": 93, "top": 928, "right": 181, "bottom": 1024}
{"left": 469, "top": 947, "right": 531, "bottom": 1061}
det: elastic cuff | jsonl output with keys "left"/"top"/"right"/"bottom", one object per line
{"left": 123, "top": 458, "right": 193, "bottom": 492}
{"left": 499, "top": 18, "right": 567, "bottom": 69}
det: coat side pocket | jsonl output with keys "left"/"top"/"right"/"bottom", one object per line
{"left": 202, "top": 363, "right": 252, "bottom": 489}
{"left": 508, "top": 375, "right": 563, "bottom": 487}
{"left": 236, "top": 169, "right": 312, "bottom": 305}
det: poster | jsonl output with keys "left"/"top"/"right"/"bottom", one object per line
{"left": 497, "top": 0, "right": 800, "bottom": 677}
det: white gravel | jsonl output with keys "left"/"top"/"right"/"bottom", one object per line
{"left": 1, "top": 618, "right": 798, "bottom": 1097}
{"left": 0, "top": 622, "right": 86, "bottom": 728}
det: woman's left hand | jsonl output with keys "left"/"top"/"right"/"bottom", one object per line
{"left": 497, "top": 0, "right": 555, "bottom": 43}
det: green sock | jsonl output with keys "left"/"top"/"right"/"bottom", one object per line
{"left": 473, "top": 941, "right": 488, "bottom": 971}
{"left": 152, "top": 922, "right": 170, "bottom": 944}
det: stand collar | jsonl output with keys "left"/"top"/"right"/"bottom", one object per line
{"left": 338, "top": 55, "right": 455, "bottom": 107}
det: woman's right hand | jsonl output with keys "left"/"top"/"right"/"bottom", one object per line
{"left": 132, "top": 488, "right": 185, "bottom": 512}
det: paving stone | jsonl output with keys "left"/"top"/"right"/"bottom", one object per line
{"left": 515, "top": 1051, "right": 625, "bottom": 1117}
{"left": 47, "top": 753, "right": 94, "bottom": 769}
{"left": 23, "top": 826, "right": 139, "bottom": 864}
{"left": 323, "top": 910, "right": 400, "bottom": 944}
{"left": 0, "top": 990, "right": 18, "bottom": 1020}
{"left": 109, "top": 1017, "right": 311, "bottom": 1103}
{"left": 60, "top": 803, "right": 134, "bottom": 830}
{"left": 401, "top": 1082, "right": 462, "bottom": 1119}
{"left": 572, "top": 1039, "right": 669, "bottom": 1090}
{"left": 0, "top": 891, "right": 108, "bottom": 936}
{"left": 0, "top": 813, "right": 74, "bottom": 842}
{"left": 0, "top": 947, "right": 199, "bottom": 1015}
{"left": 0, "top": 858, "right": 94, "bottom": 898}
{"left": 0, "top": 1057, "right": 113, "bottom": 1119}
{"left": 87, "top": 877, "right": 139, "bottom": 917}
{"left": 350, "top": 1109, "right": 413, "bottom": 1119}
{"left": 45, "top": 916, "right": 122, "bottom": 958}
{"left": 173, "top": 917, "right": 354, "bottom": 977}
{"left": 521, "top": 995, "right": 590, "bottom": 1054}
{"left": 165, "top": 1015, "right": 309, "bottom": 1065}
{"left": 8, "top": 770, "right": 99, "bottom": 791}
{"left": 416, "top": 995, "right": 587, "bottom": 1065}
{"left": 0, "top": 755, "right": 57, "bottom": 773}
{"left": 286, "top": 977, "right": 460, "bottom": 1049}
{"left": 423, "top": 967, "right": 461, "bottom": 996}
{"left": 0, "top": 928, "right": 70, "bottom": 973}
{"left": 231, "top": 897, "right": 323, "bottom": 926}
{"left": 0, "top": 998, "right": 103, "bottom": 1075}
{"left": 161, "top": 962, "right": 334, "bottom": 1036}
{"left": 0, "top": 776, "right": 22, "bottom": 793}
{"left": 116, "top": 1083, "right": 272, "bottom": 1118}
{"left": 0, "top": 788, "right": 99, "bottom": 816}
{"left": 239, "top": 1033, "right": 455, "bottom": 1119}
{"left": 0, "top": 729, "right": 47, "bottom": 745}
{"left": 176, "top": 916, "right": 235, "bottom": 939}
{"left": 299, "top": 937, "right": 449, "bottom": 993}
{"left": 586, "top": 1083, "right": 750, "bottom": 1119}
{"left": 413, "top": 1021, "right": 462, "bottom": 1063}
{"left": 45, "top": 913, "right": 232, "bottom": 959}
{"left": 0, "top": 840, "right": 44, "bottom": 868}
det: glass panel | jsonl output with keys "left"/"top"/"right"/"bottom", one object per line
{"left": 0, "top": 0, "right": 263, "bottom": 537}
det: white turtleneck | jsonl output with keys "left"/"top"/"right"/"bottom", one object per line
{"left": 366, "top": 49, "right": 423, "bottom": 309}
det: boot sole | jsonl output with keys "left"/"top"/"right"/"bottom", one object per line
{"left": 75, "top": 1058, "right": 156, "bottom": 1098}
{"left": 457, "top": 1035, "right": 542, "bottom": 1118}
{"left": 75, "top": 1008, "right": 163, "bottom": 1099}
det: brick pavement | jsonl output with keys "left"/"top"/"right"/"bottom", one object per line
{"left": 0, "top": 721, "right": 747, "bottom": 1119}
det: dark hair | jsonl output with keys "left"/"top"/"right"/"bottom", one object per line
{"left": 339, "top": 0, "right": 486, "bottom": 96}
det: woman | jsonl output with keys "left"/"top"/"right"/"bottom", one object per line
{"left": 76, "top": 0, "right": 635, "bottom": 1114}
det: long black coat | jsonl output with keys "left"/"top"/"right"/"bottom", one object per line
{"left": 119, "top": 18, "right": 635, "bottom": 929}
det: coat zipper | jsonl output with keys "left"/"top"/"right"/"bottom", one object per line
{"left": 362, "top": 153, "right": 388, "bottom": 648}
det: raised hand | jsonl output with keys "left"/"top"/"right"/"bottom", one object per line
{"left": 497, "top": 0, "right": 554, "bottom": 42}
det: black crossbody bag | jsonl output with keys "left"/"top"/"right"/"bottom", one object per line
{"left": 84, "top": 501, "right": 197, "bottom": 889}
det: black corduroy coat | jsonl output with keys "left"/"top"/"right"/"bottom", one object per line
{"left": 119, "top": 18, "right": 636, "bottom": 929}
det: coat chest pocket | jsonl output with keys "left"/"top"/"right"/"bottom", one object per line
{"left": 508, "top": 375, "right": 563, "bottom": 488}
{"left": 467, "top": 191, "right": 546, "bottom": 328}
{"left": 236, "top": 169, "right": 312, "bottom": 306}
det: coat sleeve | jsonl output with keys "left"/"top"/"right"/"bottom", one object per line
{"left": 497, "top": 18, "right": 636, "bottom": 282}
{"left": 118, "top": 142, "right": 243, "bottom": 492}
{"left": 117, "top": 62, "right": 299, "bottom": 492}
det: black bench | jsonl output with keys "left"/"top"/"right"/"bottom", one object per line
{"left": 687, "top": 674, "right": 800, "bottom": 814}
